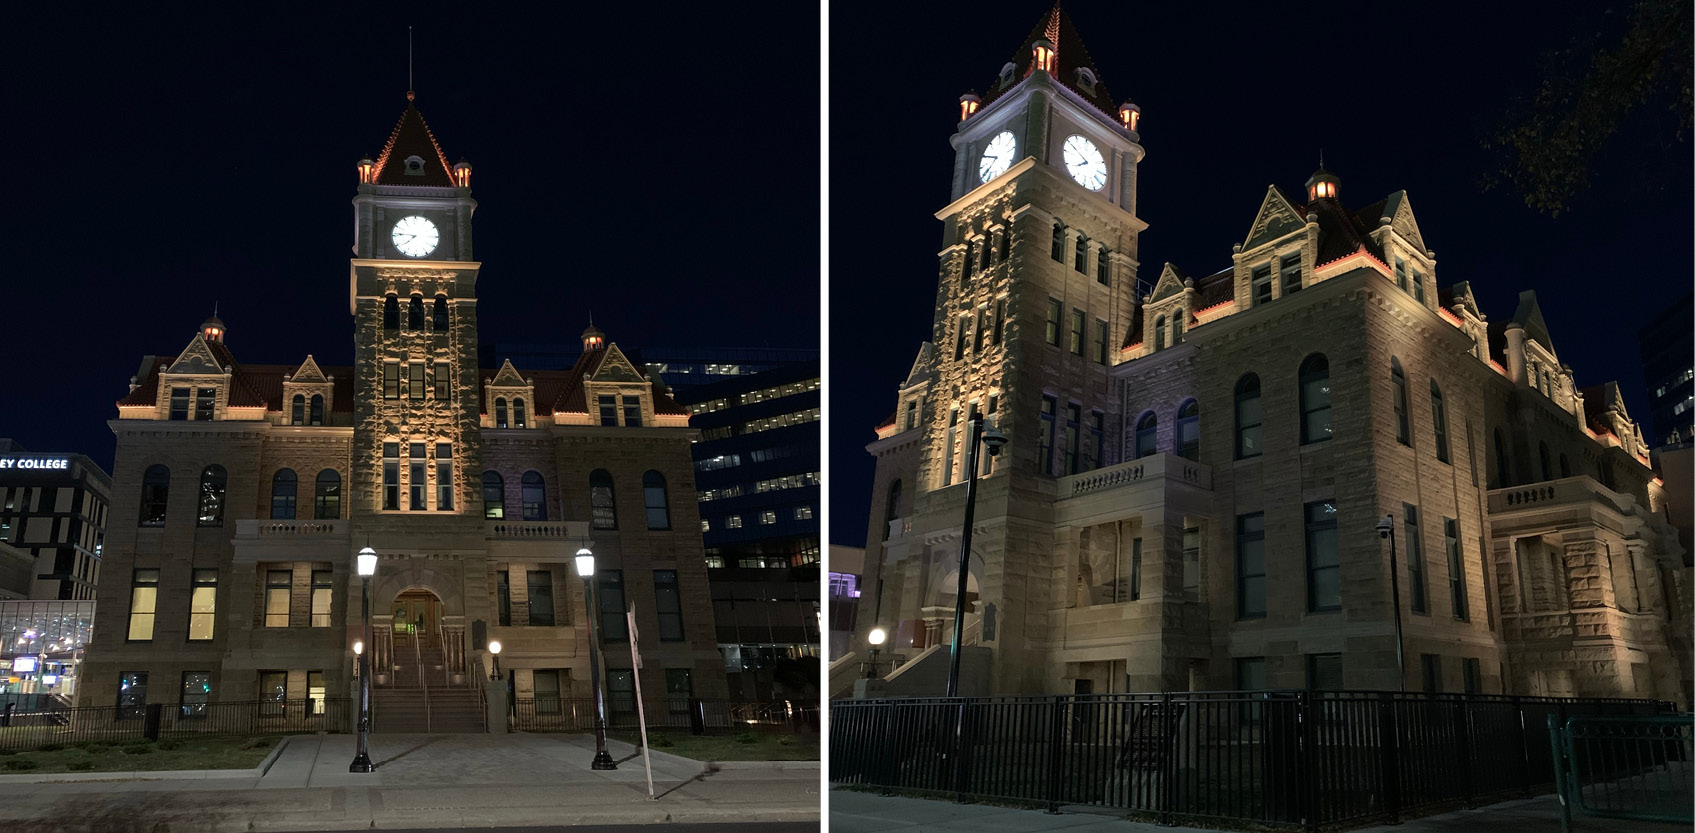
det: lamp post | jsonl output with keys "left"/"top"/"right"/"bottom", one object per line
{"left": 576, "top": 547, "right": 617, "bottom": 771}
{"left": 1377, "top": 515, "right": 1406, "bottom": 692}
{"left": 946, "top": 415, "right": 1007, "bottom": 698}
{"left": 488, "top": 640, "right": 502, "bottom": 681}
{"left": 864, "top": 626, "right": 886, "bottom": 679}
{"left": 349, "top": 546, "right": 377, "bottom": 773}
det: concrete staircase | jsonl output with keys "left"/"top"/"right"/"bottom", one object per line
{"left": 876, "top": 644, "right": 992, "bottom": 697}
{"left": 373, "top": 631, "right": 484, "bottom": 733}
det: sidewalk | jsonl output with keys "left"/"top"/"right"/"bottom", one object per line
{"left": 0, "top": 733, "right": 820, "bottom": 832}
{"left": 830, "top": 788, "right": 1687, "bottom": 833}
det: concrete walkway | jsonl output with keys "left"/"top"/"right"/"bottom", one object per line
{"left": 830, "top": 788, "right": 1687, "bottom": 833}
{"left": 0, "top": 733, "right": 820, "bottom": 832}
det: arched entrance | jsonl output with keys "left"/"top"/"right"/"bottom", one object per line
{"left": 391, "top": 588, "right": 442, "bottom": 638}
{"left": 376, "top": 587, "right": 447, "bottom": 689}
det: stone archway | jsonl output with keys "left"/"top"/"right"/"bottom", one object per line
{"left": 366, "top": 562, "right": 471, "bottom": 690}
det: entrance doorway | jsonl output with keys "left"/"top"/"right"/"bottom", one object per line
{"left": 391, "top": 590, "right": 440, "bottom": 636}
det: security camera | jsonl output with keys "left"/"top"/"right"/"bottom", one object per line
{"left": 1376, "top": 515, "right": 1393, "bottom": 539}
{"left": 981, "top": 423, "right": 1009, "bottom": 456}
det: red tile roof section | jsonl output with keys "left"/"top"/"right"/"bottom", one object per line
{"left": 372, "top": 98, "right": 455, "bottom": 187}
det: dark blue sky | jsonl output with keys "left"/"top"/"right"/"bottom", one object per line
{"left": 829, "top": 1, "right": 1693, "bottom": 546}
{"left": 5, "top": 3, "right": 820, "bottom": 470}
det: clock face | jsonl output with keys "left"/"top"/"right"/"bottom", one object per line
{"left": 1062, "top": 135, "right": 1108, "bottom": 191}
{"left": 979, "top": 131, "right": 1017, "bottom": 183}
{"left": 392, "top": 216, "right": 439, "bottom": 258}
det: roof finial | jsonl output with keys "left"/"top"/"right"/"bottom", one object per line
{"left": 213, "top": 300, "right": 218, "bottom": 318}
{"left": 1319, "top": 148, "right": 1325, "bottom": 170}
{"left": 406, "top": 27, "right": 415, "bottom": 101}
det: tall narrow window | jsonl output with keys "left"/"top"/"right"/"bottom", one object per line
{"left": 314, "top": 469, "right": 341, "bottom": 519}
{"left": 409, "top": 442, "right": 427, "bottom": 510}
{"left": 180, "top": 672, "right": 210, "bottom": 718}
{"left": 1038, "top": 396, "right": 1057, "bottom": 475}
{"left": 1135, "top": 412, "right": 1158, "bottom": 459}
{"left": 497, "top": 570, "right": 511, "bottom": 626}
{"left": 1237, "top": 513, "right": 1267, "bottom": 618}
{"left": 963, "top": 241, "right": 976, "bottom": 280}
{"left": 117, "top": 672, "right": 149, "bottom": 720}
{"left": 436, "top": 443, "right": 454, "bottom": 511}
{"left": 1182, "top": 527, "right": 1203, "bottom": 601}
{"left": 311, "top": 570, "right": 332, "bottom": 627}
{"left": 521, "top": 471, "right": 547, "bottom": 521}
{"left": 1097, "top": 248, "right": 1110, "bottom": 285}
{"left": 1172, "top": 309, "right": 1184, "bottom": 343}
{"left": 408, "top": 295, "right": 425, "bottom": 330}
{"left": 1252, "top": 265, "right": 1273, "bottom": 306}
{"left": 1280, "top": 254, "right": 1301, "bottom": 295}
{"left": 1445, "top": 517, "right": 1468, "bottom": 621}
{"left": 1421, "top": 654, "right": 1441, "bottom": 693}
{"left": 1462, "top": 658, "right": 1482, "bottom": 694}
{"left": 432, "top": 294, "right": 448, "bottom": 330}
{"left": 265, "top": 569, "right": 291, "bottom": 627}
{"left": 1306, "top": 501, "right": 1340, "bottom": 611}
{"left": 943, "top": 410, "right": 958, "bottom": 486}
{"left": 482, "top": 471, "right": 504, "bottom": 519}
{"left": 197, "top": 465, "right": 226, "bottom": 527}
{"left": 1404, "top": 504, "right": 1426, "bottom": 613}
{"left": 1430, "top": 381, "right": 1449, "bottom": 463}
{"left": 139, "top": 464, "right": 170, "bottom": 527}
{"left": 409, "top": 363, "right": 425, "bottom": 400}
{"left": 270, "top": 469, "right": 297, "bottom": 520}
{"left": 1046, "top": 298, "right": 1061, "bottom": 345}
{"left": 383, "top": 295, "right": 399, "bottom": 329}
{"left": 1394, "top": 258, "right": 1408, "bottom": 292}
{"left": 1176, "top": 400, "right": 1200, "bottom": 461}
{"left": 1493, "top": 428, "right": 1512, "bottom": 488}
{"left": 654, "top": 570, "right": 684, "bottom": 641}
{"left": 1299, "top": 354, "right": 1331, "bottom": 444}
{"left": 1127, "top": 537, "right": 1143, "bottom": 601}
{"left": 1559, "top": 454, "right": 1570, "bottom": 478}
{"left": 590, "top": 470, "right": 617, "bottom": 529}
{"left": 972, "top": 310, "right": 988, "bottom": 353}
{"left": 1074, "top": 236, "right": 1087, "bottom": 272}
{"left": 1085, "top": 412, "right": 1103, "bottom": 471}
{"left": 169, "top": 388, "right": 189, "bottom": 420}
{"left": 954, "top": 316, "right": 968, "bottom": 360}
{"left": 979, "top": 235, "right": 991, "bottom": 271}
{"left": 309, "top": 394, "right": 324, "bottom": 425}
{"left": 882, "top": 480, "right": 902, "bottom": 540}
{"left": 993, "top": 298, "right": 1006, "bottom": 345}
{"left": 999, "top": 227, "right": 1010, "bottom": 261}
{"left": 598, "top": 570, "right": 628, "bottom": 641}
{"left": 291, "top": 394, "right": 305, "bottom": 425}
{"left": 643, "top": 471, "right": 670, "bottom": 529}
{"left": 1153, "top": 316, "right": 1166, "bottom": 351}
{"left": 598, "top": 395, "right": 617, "bottom": 426}
{"left": 128, "top": 568, "right": 159, "bottom": 640}
{"left": 1391, "top": 358, "right": 1411, "bottom": 446}
{"left": 1095, "top": 319, "right": 1108, "bottom": 363}
{"left": 528, "top": 569, "right": 555, "bottom": 626}
{"left": 194, "top": 388, "right": 216, "bottom": 421}
{"left": 188, "top": 568, "right": 217, "bottom": 640}
{"left": 383, "top": 362, "right": 399, "bottom": 399}
{"left": 433, "top": 362, "right": 450, "bottom": 401}
{"left": 1051, "top": 223, "right": 1064, "bottom": 261}
{"left": 1538, "top": 442, "right": 1552, "bottom": 482}
{"left": 495, "top": 398, "right": 508, "bottom": 428}
{"left": 1235, "top": 374, "right": 1262, "bottom": 459}
{"left": 1064, "top": 403, "right": 1081, "bottom": 474}
{"left": 1412, "top": 271, "right": 1425, "bottom": 303}
{"left": 623, "top": 396, "right": 643, "bottom": 427}
{"left": 382, "top": 442, "right": 399, "bottom": 510}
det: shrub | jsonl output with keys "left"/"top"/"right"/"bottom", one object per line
{"left": 158, "top": 740, "right": 183, "bottom": 751}
{"left": 66, "top": 760, "right": 96, "bottom": 771}
{"left": 74, "top": 740, "right": 107, "bottom": 751}
{"left": 240, "top": 737, "right": 276, "bottom": 751}
{"left": 0, "top": 748, "right": 15, "bottom": 756}
{"left": 2, "top": 759, "right": 38, "bottom": 771}
{"left": 734, "top": 731, "right": 758, "bottom": 745}
{"left": 121, "top": 744, "right": 153, "bottom": 755}
{"left": 37, "top": 743, "right": 64, "bottom": 752}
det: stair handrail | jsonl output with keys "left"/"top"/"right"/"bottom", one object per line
{"left": 412, "top": 629, "right": 433, "bottom": 732}
{"left": 436, "top": 613, "right": 452, "bottom": 688}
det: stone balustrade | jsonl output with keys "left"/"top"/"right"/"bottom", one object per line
{"left": 235, "top": 519, "right": 349, "bottom": 538}
{"left": 486, "top": 521, "right": 575, "bottom": 539}
{"left": 1056, "top": 452, "right": 1212, "bottom": 499}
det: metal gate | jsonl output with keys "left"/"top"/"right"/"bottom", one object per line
{"left": 1549, "top": 713, "right": 1693, "bottom": 832}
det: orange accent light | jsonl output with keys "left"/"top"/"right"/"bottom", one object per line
{"left": 357, "top": 158, "right": 374, "bottom": 184}
{"left": 1034, "top": 42, "right": 1056, "bottom": 74}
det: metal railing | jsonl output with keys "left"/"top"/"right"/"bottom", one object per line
{"left": 1550, "top": 713, "right": 1693, "bottom": 831}
{"left": 830, "top": 690, "right": 1673, "bottom": 831}
{"left": 0, "top": 698, "right": 352, "bottom": 753}
{"left": 512, "top": 697, "right": 818, "bottom": 735}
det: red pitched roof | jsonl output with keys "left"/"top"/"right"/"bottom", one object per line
{"left": 980, "top": 3, "right": 1120, "bottom": 119}
{"left": 476, "top": 349, "right": 689, "bottom": 417}
{"left": 372, "top": 97, "right": 455, "bottom": 187}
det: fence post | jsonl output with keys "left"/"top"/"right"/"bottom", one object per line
{"left": 143, "top": 703, "right": 162, "bottom": 741}
{"left": 1160, "top": 691, "right": 1175, "bottom": 826}
{"left": 1453, "top": 697, "right": 1474, "bottom": 808}
{"left": 1377, "top": 692, "right": 1401, "bottom": 824}
{"left": 881, "top": 702, "right": 898, "bottom": 796}
{"left": 1045, "top": 696, "right": 1065, "bottom": 814}
{"left": 953, "top": 700, "right": 971, "bottom": 803}
{"left": 1511, "top": 695, "right": 1531, "bottom": 796}
{"left": 1299, "top": 690, "right": 1319, "bottom": 833}
{"left": 1547, "top": 714, "right": 1572, "bottom": 833}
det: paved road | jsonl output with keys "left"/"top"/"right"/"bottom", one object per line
{"left": 270, "top": 826, "right": 818, "bottom": 833}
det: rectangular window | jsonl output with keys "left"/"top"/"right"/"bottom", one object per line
{"left": 1280, "top": 254, "right": 1302, "bottom": 295}
{"left": 1069, "top": 309, "right": 1084, "bottom": 356}
{"left": 117, "top": 671, "right": 149, "bottom": 720}
{"left": 1097, "top": 248, "right": 1110, "bottom": 285}
{"left": 1182, "top": 527, "right": 1202, "bottom": 601}
{"left": 904, "top": 399, "right": 918, "bottom": 430}
{"left": 1051, "top": 225, "right": 1065, "bottom": 261}
{"left": 598, "top": 395, "right": 617, "bottom": 426}
{"left": 993, "top": 298, "right": 1006, "bottom": 345}
{"left": 1094, "top": 319, "right": 1108, "bottom": 364}
{"left": 954, "top": 316, "right": 968, "bottom": 360}
{"left": 1038, "top": 396, "right": 1057, "bottom": 476}
{"left": 383, "top": 362, "right": 399, "bottom": 399}
{"left": 1432, "top": 390, "right": 1450, "bottom": 463}
{"left": 1421, "top": 653, "right": 1442, "bottom": 693}
{"left": 1085, "top": 412, "right": 1103, "bottom": 471}
{"left": 307, "top": 671, "right": 325, "bottom": 713}
{"left": 497, "top": 570, "right": 511, "bottom": 627}
{"left": 654, "top": 570, "right": 684, "bottom": 641}
{"left": 599, "top": 570, "right": 627, "bottom": 642}
{"left": 760, "top": 509, "right": 777, "bottom": 524}
{"left": 1462, "top": 657, "right": 1482, "bottom": 694}
{"left": 1445, "top": 517, "right": 1468, "bottom": 621}
{"left": 128, "top": 568, "right": 159, "bottom": 641}
{"left": 188, "top": 568, "right": 217, "bottom": 640}
{"left": 265, "top": 569, "right": 292, "bottom": 627}
{"left": 408, "top": 362, "right": 425, "bottom": 400}
{"left": 1064, "top": 403, "right": 1081, "bottom": 474}
{"left": 623, "top": 395, "right": 643, "bottom": 427}
{"left": 1405, "top": 504, "right": 1426, "bottom": 613}
{"left": 963, "top": 240, "right": 975, "bottom": 280}
{"left": 1306, "top": 501, "right": 1340, "bottom": 612}
{"left": 169, "top": 388, "right": 190, "bottom": 420}
{"left": 533, "top": 669, "right": 563, "bottom": 714}
{"left": 1308, "top": 653, "right": 1343, "bottom": 690}
{"left": 943, "top": 410, "right": 958, "bottom": 487}
{"left": 1237, "top": 513, "right": 1266, "bottom": 619}
{"left": 383, "top": 442, "right": 399, "bottom": 510}
{"left": 1075, "top": 237, "right": 1087, "bottom": 272}
{"left": 1127, "top": 537, "right": 1142, "bottom": 602}
{"left": 311, "top": 569, "right": 332, "bottom": 628}
{"left": 193, "top": 387, "right": 215, "bottom": 421}
{"left": 180, "top": 671, "right": 210, "bottom": 718}
{"left": 1236, "top": 657, "right": 1266, "bottom": 690}
{"left": 1395, "top": 258, "right": 1408, "bottom": 291}
{"left": 409, "top": 442, "right": 427, "bottom": 510}
{"left": 726, "top": 515, "right": 742, "bottom": 529}
{"left": 1252, "top": 265, "right": 1273, "bottom": 306}
{"left": 1046, "top": 298, "right": 1061, "bottom": 345}
{"left": 434, "top": 361, "right": 450, "bottom": 401}
{"left": 527, "top": 569, "right": 555, "bottom": 627}
{"left": 665, "top": 668, "right": 693, "bottom": 713}
{"left": 1412, "top": 270, "right": 1426, "bottom": 303}
{"left": 258, "top": 671, "right": 286, "bottom": 715}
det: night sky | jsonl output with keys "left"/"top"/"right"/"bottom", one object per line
{"left": 6, "top": 4, "right": 820, "bottom": 471}
{"left": 829, "top": 1, "right": 1693, "bottom": 547}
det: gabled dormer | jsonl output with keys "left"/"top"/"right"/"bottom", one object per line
{"left": 280, "top": 355, "right": 335, "bottom": 427}
{"left": 483, "top": 359, "right": 536, "bottom": 429}
{"left": 1233, "top": 184, "right": 1320, "bottom": 309}
{"left": 583, "top": 343, "right": 653, "bottom": 428}
{"left": 1502, "top": 291, "right": 1579, "bottom": 417}
{"left": 880, "top": 343, "right": 939, "bottom": 439}
{"left": 1446, "top": 281, "right": 1492, "bottom": 365}
{"left": 1138, "top": 263, "right": 1198, "bottom": 354}
{"left": 1359, "top": 190, "right": 1437, "bottom": 311}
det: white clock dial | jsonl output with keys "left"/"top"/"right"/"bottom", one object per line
{"left": 978, "top": 131, "right": 1017, "bottom": 183}
{"left": 391, "top": 215, "right": 439, "bottom": 258}
{"left": 1062, "top": 135, "right": 1108, "bottom": 191}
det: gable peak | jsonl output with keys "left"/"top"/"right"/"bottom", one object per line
{"left": 371, "top": 94, "right": 455, "bottom": 187}
{"left": 975, "top": 2, "right": 1120, "bottom": 119}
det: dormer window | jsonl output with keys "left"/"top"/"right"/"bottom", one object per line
{"left": 403, "top": 155, "right": 425, "bottom": 176}
{"left": 1074, "top": 67, "right": 1097, "bottom": 95}
{"left": 998, "top": 62, "right": 1017, "bottom": 90}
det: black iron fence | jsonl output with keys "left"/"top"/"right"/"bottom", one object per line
{"left": 512, "top": 697, "right": 819, "bottom": 735}
{"left": 1550, "top": 714, "right": 1693, "bottom": 829}
{"left": 0, "top": 698, "right": 351, "bottom": 754}
{"left": 830, "top": 691, "right": 1675, "bottom": 831}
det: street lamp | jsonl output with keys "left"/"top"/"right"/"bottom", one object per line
{"left": 1377, "top": 515, "right": 1406, "bottom": 692}
{"left": 488, "top": 641, "right": 502, "bottom": 681}
{"left": 947, "top": 416, "right": 1007, "bottom": 698}
{"left": 864, "top": 626, "right": 887, "bottom": 679}
{"left": 575, "top": 547, "right": 617, "bottom": 771}
{"left": 350, "top": 546, "right": 378, "bottom": 773}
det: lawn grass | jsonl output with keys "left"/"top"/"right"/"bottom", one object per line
{"left": 609, "top": 729, "right": 819, "bottom": 761}
{"left": 0, "top": 736, "right": 280, "bottom": 774}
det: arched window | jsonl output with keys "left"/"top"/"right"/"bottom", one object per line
{"left": 432, "top": 295, "right": 448, "bottom": 330}
{"left": 1430, "top": 380, "right": 1449, "bottom": 463}
{"left": 1153, "top": 316, "right": 1166, "bottom": 352}
{"left": 1173, "top": 309, "right": 1184, "bottom": 343}
{"left": 513, "top": 398, "right": 527, "bottom": 429}
{"left": 270, "top": 469, "right": 297, "bottom": 520}
{"left": 643, "top": 471, "right": 670, "bottom": 530}
{"left": 590, "top": 469, "right": 618, "bottom": 530}
{"left": 883, "top": 479, "right": 903, "bottom": 540}
{"left": 521, "top": 471, "right": 547, "bottom": 521}
{"left": 481, "top": 471, "right": 505, "bottom": 520}
{"left": 197, "top": 465, "right": 227, "bottom": 527}
{"left": 1559, "top": 454, "right": 1571, "bottom": 478}
{"left": 1176, "top": 399, "right": 1200, "bottom": 461}
{"left": 1299, "top": 354, "right": 1332, "bottom": 445}
{"left": 1235, "top": 374, "right": 1263, "bottom": 459}
{"left": 1074, "top": 235, "right": 1087, "bottom": 272}
{"left": 1051, "top": 223, "right": 1065, "bottom": 262}
{"left": 1135, "top": 412, "right": 1158, "bottom": 459}
{"left": 314, "top": 469, "right": 341, "bottom": 520}
{"left": 1539, "top": 442, "right": 1552, "bottom": 482}
{"left": 291, "top": 394, "right": 305, "bottom": 425}
{"left": 139, "top": 464, "right": 170, "bottom": 527}
{"left": 1493, "top": 428, "right": 1512, "bottom": 488}
{"left": 495, "top": 398, "right": 508, "bottom": 429}
{"left": 309, "top": 394, "right": 324, "bottom": 426}
{"left": 408, "top": 295, "right": 425, "bottom": 330}
{"left": 383, "top": 295, "right": 399, "bottom": 330}
{"left": 1391, "top": 357, "right": 1411, "bottom": 446}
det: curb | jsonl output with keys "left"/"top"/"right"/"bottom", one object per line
{"left": 710, "top": 759, "right": 821, "bottom": 770}
{"left": 0, "top": 735, "right": 291, "bottom": 784}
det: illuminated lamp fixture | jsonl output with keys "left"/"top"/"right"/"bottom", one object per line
{"left": 201, "top": 313, "right": 226, "bottom": 344}
{"left": 1118, "top": 100, "right": 1141, "bottom": 133}
{"left": 1032, "top": 39, "right": 1057, "bottom": 75}
{"left": 357, "top": 155, "right": 375, "bottom": 184}
{"left": 958, "top": 93, "right": 980, "bottom": 123}
{"left": 1305, "top": 165, "right": 1340, "bottom": 201}
{"left": 453, "top": 158, "right": 472, "bottom": 188}
{"left": 581, "top": 321, "right": 606, "bottom": 352}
